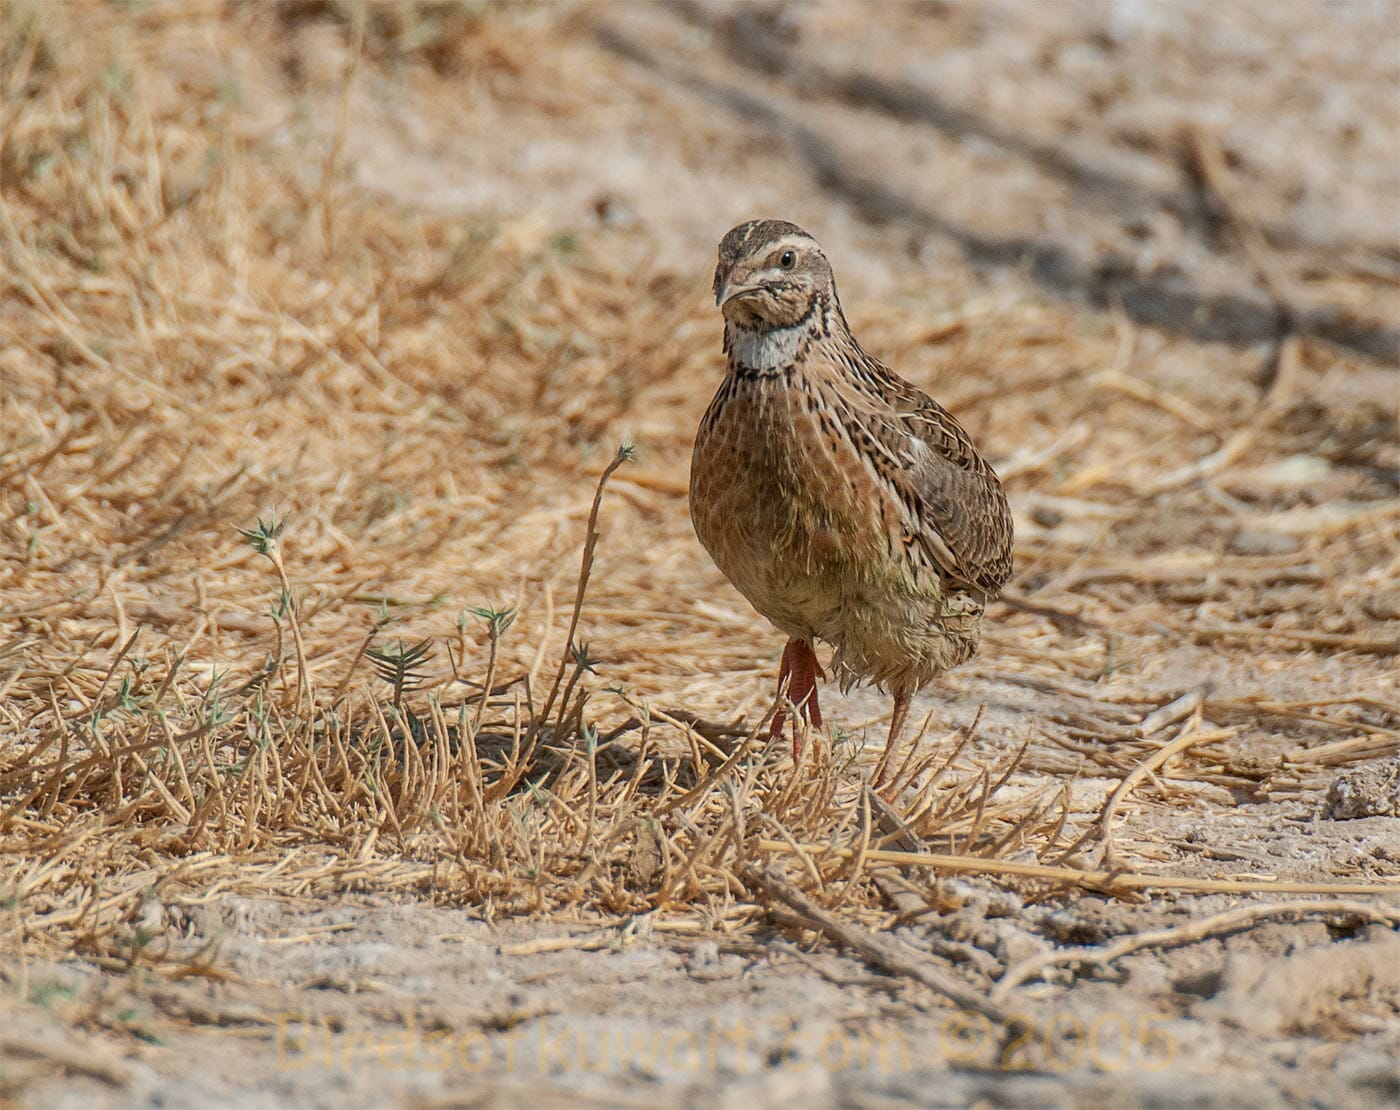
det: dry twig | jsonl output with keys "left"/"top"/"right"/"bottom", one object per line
{"left": 993, "top": 898, "right": 1400, "bottom": 1002}
{"left": 742, "top": 864, "right": 1010, "bottom": 1025}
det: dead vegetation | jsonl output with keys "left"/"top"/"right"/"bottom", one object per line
{"left": 1, "top": 1, "right": 1397, "bottom": 1089}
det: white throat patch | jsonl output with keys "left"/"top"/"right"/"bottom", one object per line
{"left": 727, "top": 322, "right": 806, "bottom": 372}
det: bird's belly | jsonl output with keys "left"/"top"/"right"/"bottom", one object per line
{"left": 690, "top": 378, "right": 896, "bottom": 640}
{"left": 824, "top": 582, "right": 984, "bottom": 694}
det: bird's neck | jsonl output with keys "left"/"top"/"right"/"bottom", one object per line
{"left": 724, "top": 319, "right": 809, "bottom": 374}
{"left": 723, "top": 290, "right": 851, "bottom": 375}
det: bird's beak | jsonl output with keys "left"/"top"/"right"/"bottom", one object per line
{"left": 716, "top": 270, "right": 759, "bottom": 307}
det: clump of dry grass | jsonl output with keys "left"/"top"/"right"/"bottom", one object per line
{"left": 2, "top": 1, "right": 1397, "bottom": 993}
{"left": 0, "top": 437, "right": 1056, "bottom": 970}
{"left": 0, "top": 2, "right": 1056, "bottom": 971}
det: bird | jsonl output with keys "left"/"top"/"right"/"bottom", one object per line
{"left": 689, "top": 219, "right": 1013, "bottom": 786}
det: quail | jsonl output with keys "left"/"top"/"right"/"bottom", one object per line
{"left": 690, "top": 220, "right": 1013, "bottom": 783}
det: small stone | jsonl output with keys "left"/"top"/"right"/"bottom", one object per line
{"left": 1325, "top": 763, "right": 1400, "bottom": 819}
{"left": 687, "top": 940, "right": 720, "bottom": 971}
{"left": 982, "top": 889, "right": 1024, "bottom": 918}
{"left": 1361, "top": 586, "right": 1400, "bottom": 622}
{"left": 1173, "top": 964, "right": 1225, "bottom": 998}
{"left": 1337, "top": 1049, "right": 1400, "bottom": 1101}
{"left": 593, "top": 194, "right": 637, "bottom": 229}
{"left": 1227, "top": 529, "right": 1300, "bottom": 556}
{"left": 1265, "top": 454, "right": 1332, "bottom": 485}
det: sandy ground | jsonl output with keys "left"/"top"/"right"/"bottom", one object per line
{"left": 8, "top": 888, "right": 1399, "bottom": 1109}
{"left": 3, "top": 2, "right": 1398, "bottom": 1107}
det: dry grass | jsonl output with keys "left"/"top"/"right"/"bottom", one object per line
{"left": 2, "top": 1, "right": 1398, "bottom": 999}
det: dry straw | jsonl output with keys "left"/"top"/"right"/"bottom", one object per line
{"left": 1, "top": 2, "right": 1397, "bottom": 1016}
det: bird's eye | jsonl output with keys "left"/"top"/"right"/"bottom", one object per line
{"left": 779, "top": 250, "right": 796, "bottom": 270}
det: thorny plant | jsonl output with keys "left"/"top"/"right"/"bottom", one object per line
{"left": 366, "top": 637, "right": 436, "bottom": 712}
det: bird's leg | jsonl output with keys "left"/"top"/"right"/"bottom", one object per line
{"left": 788, "top": 640, "right": 825, "bottom": 747}
{"left": 769, "top": 638, "right": 825, "bottom": 757}
{"left": 872, "top": 688, "right": 912, "bottom": 792}
{"left": 768, "top": 641, "right": 795, "bottom": 741}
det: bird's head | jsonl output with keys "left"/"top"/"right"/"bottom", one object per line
{"left": 713, "top": 219, "right": 835, "bottom": 330}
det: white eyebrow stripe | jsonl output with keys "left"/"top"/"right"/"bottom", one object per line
{"left": 756, "top": 234, "right": 818, "bottom": 258}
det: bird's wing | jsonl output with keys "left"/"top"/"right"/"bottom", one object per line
{"left": 834, "top": 357, "right": 1015, "bottom": 597}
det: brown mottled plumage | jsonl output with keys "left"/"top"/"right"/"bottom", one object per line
{"left": 689, "top": 219, "right": 1013, "bottom": 783}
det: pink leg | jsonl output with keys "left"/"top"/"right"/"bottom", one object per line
{"left": 872, "top": 689, "right": 912, "bottom": 793}
{"left": 769, "top": 638, "right": 825, "bottom": 757}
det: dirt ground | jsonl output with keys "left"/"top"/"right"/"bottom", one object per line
{"left": 2, "top": 2, "right": 1398, "bottom": 1107}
